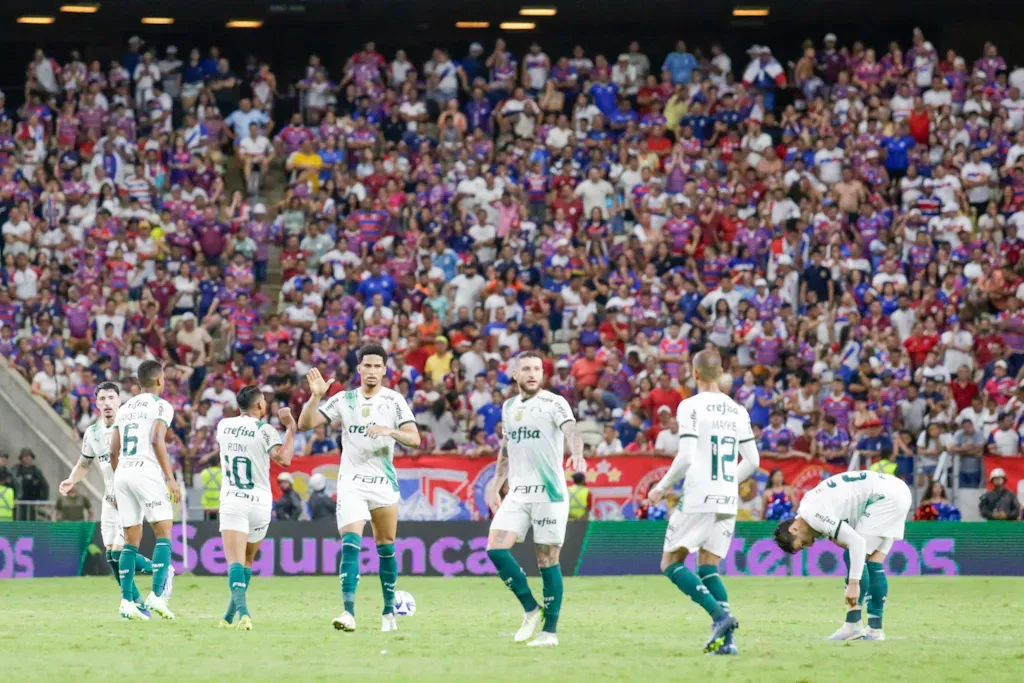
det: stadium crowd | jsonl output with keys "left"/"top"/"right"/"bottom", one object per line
{"left": 2, "top": 29, "right": 1024, "bottom": 519}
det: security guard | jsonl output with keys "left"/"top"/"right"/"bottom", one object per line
{"left": 0, "top": 480, "right": 14, "bottom": 521}
{"left": 200, "top": 464, "right": 222, "bottom": 520}
{"left": 567, "top": 472, "right": 591, "bottom": 521}
{"left": 869, "top": 458, "right": 898, "bottom": 476}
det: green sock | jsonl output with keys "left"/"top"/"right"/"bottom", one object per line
{"left": 118, "top": 545, "right": 138, "bottom": 602}
{"left": 152, "top": 538, "right": 172, "bottom": 598}
{"left": 539, "top": 565, "right": 563, "bottom": 633}
{"left": 106, "top": 550, "right": 121, "bottom": 586}
{"left": 135, "top": 554, "right": 153, "bottom": 574}
{"left": 697, "top": 564, "right": 729, "bottom": 613}
{"left": 843, "top": 550, "right": 871, "bottom": 624}
{"left": 222, "top": 595, "right": 236, "bottom": 624}
{"left": 665, "top": 562, "right": 726, "bottom": 621}
{"left": 377, "top": 544, "right": 398, "bottom": 616}
{"left": 223, "top": 566, "right": 253, "bottom": 623}
{"left": 340, "top": 532, "right": 361, "bottom": 615}
{"left": 229, "top": 563, "right": 249, "bottom": 618}
{"left": 487, "top": 549, "right": 539, "bottom": 612}
{"left": 866, "top": 562, "right": 887, "bottom": 629}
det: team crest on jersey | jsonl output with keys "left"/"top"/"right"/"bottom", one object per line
{"left": 515, "top": 410, "right": 524, "bottom": 421}
{"left": 361, "top": 406, "right": 371, "bottom": 417}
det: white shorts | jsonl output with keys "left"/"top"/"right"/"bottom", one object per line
{"left": 663, "top": 510, "right": 736, "bottom": 558}
{"left": 219, "top": 491, "right": 272, "bottom": 543}
{"left": 335, "top": 485, "right": 399, "bottom": 529}
{"left": 490, "top": 498, "right": 569, "bottom": 546}
{"left": 100, "top": 496, "right": 125, "bottom": 547}
{"left": 854, "top": 479, "right": 913, "bottom": 555}
{"left": 113, "top": 462, "right": 174, "bottom": 528}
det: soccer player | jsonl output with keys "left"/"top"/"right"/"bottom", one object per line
{"left": 59, "top": 382, "right": 156, "bottom": 613}
{"left": 109, "top": 360, "right": 182, "bottom": 621}
{"left": 648, "top": 349, "right": 761, "bottom": 655}
{"left": 216, "top": 386, "right": 297, "bottom": 631}
{"left": 297, "top": 344, "right": 421, "bottom": 633}
{"left": 774, "top": 469, "right": 912, "bottom": 641}
{"left": 486, "top": 351, "right": 586, "bottom": 648}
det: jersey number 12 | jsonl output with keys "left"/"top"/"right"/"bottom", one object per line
{"left": 709, "top": 435, "right": 736, "bottom": 482}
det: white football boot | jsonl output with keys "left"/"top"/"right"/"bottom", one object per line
{"left": 514, "top": 608, "right": 544, "bottom": 642}
{"left": 527, "top": 631, "right": 559, "bottom": 647}
{"left": 381, "top": 613, "right": 398, "bottom": 632}
{"left": 828, "top": 622, "right": 865, "bottom": 641}
{"left": 332, "top": 611, "right": 357, "bottom": 631}
{"left": 119, "top": 598, "right": 150, "bottom": 621}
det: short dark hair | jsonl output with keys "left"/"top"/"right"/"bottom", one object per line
{"left": 237, "top": 385, "right": 264, "bottom": 411}
{"left": 137, "top": 360, "right": 164, "bottom": 388}
{"left": 572, "top": 472, "right": 586, "bottom": 485}
{"left": 95, "top": 381, "right": 120, "bottom": 397}
{"left": 358, "top": 344, "right": 387, "bottom": 364}
{"left": 774, "top": 519, "right": 799, "bottom": 553}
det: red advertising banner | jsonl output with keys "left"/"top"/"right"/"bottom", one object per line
{"left": 983, "top": 456, "right": 1024, "bottom": 500}
{"left": 271, "top": 454, "right": 845, "bottom": 521}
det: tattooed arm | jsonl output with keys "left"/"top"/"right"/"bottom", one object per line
{"left": 488, "top": 439, "right": 509, "bottom": 512}
{"left": 561, "top": 419, "right": 586, "bottom": 473}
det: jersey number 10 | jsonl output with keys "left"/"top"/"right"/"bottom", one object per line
{"left": 224, "top": 455, "right": 255, "bottom": 490}
{"left": 709, "top": 435, "right": 737, "bottom": 482}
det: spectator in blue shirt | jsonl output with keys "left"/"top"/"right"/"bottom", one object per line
{"left": 224, "top": 98, "right": 271, "bottom": 143}
{"left": 477, "top": 390, "right": 504, "bottom": 434}
{"left": 357, "top": 263, "right": 396, "bottom": 305}
{"left": 588, "top": 75, "right": 619, "bottom": 116}
{"left": 882, "top": 121, "right": 916, "bottom": 179}
{"left": 661, "top": 41, "right": 698, "bottom": 85}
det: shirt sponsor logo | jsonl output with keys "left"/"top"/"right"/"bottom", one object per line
{"left": 512, "top": 484, "right": 547, "bottom": 495}
{"left": 222, "top": 425, "right": 257, "bottom": 438}
{"left": 535, "top": 517, "right": 558, "bottom": 527}
{"left": 814, "top": 512, "right": 838, "bottom": 527}
{"left": 703, "top": 494, "right": 737, "bottom": 506}
{"left": 226, "top": 490, "right": 260, "bottom": 502}
{"left": 507, "top": 426, "right": 542, "bottom": 442}
{"left": 706, "top": 402, "right": 740, "bottom": 416}
{"left": 353, "top": 474, "right": 387, "bottom": 485}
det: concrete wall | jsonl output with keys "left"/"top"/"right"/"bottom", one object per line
{"left": 0, "top": 363, "right": 103, "bottom": 508}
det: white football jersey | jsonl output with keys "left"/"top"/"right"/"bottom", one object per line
{"left": 676, "top": 391, "right": 755, "bottom": 514}
{"left": 319, "top": 387, "right": 415, "bottom": 491}
{"left": 114, "top": 393, "right": 174, "bottom": 470}
{"left": 797, "top": 471, "right": 901, "bottom": 539}
{"left": 502, "top": 390, "right": 575, "bottom": 503}
{"left": 216, "top": 415, "right": 282, "bottom": 496}
{"left": 81, "top": 421, "right": 116, "bottom": 498}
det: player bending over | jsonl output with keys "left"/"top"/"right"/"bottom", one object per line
{"left": 216, "top": 386, "right": 297, "bottom": 630}
{"left": 60, "top": 382, "right": 156, "bottom": 615}
{"left": 774, "top": 469, "right": 912, "bottom": 641}
{"left": 110, "top": 361, "right": 181, "bottom": 621}
{"left": 648, "top": 349, "right": 760, "bottom": 655}
{"left": 486, "top": 351, "right": 587, "bottom": 648}
{"left": 297, "top": 344, "right": 421, "bottom": 633}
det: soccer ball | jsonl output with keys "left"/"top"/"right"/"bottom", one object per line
{"left": 394, "top": 590, "right": 416, "bottom": 616}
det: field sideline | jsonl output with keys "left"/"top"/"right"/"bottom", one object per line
{"left": 0, "top": 576, "right": 1020, "bottom": 682}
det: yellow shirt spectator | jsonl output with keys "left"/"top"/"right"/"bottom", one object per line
{"left": 424, "top": 337, "right": 454, "bottom": 384}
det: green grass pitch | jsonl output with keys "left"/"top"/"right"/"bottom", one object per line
{"left": 1, "top": 576, "right": 1021, "bottom": 681}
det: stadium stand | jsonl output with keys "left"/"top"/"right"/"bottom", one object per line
{"left": 3, "top": 26, "right": 1024, "bottom": 522}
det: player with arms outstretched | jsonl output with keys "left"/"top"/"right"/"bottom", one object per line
{"left": 486, "top": 351, "right": 587, "bottom": 648}
{"left": 648, "top": 349, "right": 761, "bottom": 655}
{"left": 59, "top": 382, "right": 156, "bottom": 613}
{"left": 216, "top": 386, "right": 297, "bottom": 630}
{"left": 297, "top": 344, "right": 421, "bottom": 633}
{"left": 109, "top": 360, "right": 181, "bottom": 621}
{"left": 774, "top": 469, "right": 912, "bottom": 641}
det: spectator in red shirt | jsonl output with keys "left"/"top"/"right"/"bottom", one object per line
{"left": 647, "top": 372, "right": 682, "bottom": 416}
